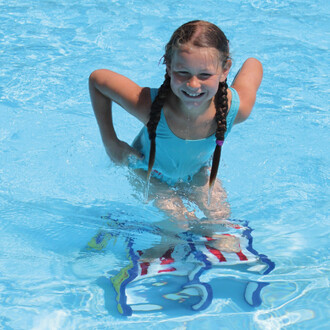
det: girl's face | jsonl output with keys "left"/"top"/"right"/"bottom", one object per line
{"left": 167, "top": 44, "right": 230, "bottom": 112}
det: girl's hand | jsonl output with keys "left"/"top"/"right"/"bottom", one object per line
{"left": 104, "top": 138, "right": 144, "bottom": 165}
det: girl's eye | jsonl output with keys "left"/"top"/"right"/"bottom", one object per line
{"left": 199, "top": 73, "right": 211, "bottom": 79}
{"left": 177, "top": 71, "right": 189, "bottom": 76}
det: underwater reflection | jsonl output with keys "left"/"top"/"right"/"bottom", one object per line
{"left": 84, "top": 213, "right": 275, "bottom": 316}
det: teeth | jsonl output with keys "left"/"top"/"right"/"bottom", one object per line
{"left": 184, "top": 91, "right": 202, "bottom": 97}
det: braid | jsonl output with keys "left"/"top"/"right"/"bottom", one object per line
{"left": 146, "top": 73, "right": 171, "bottom": 181}
{"left": 209, "top": 79, "right": 228, "bottom": 191}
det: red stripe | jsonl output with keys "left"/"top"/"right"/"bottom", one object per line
{"left": 160, "top": 248, "right": 175, "bottom": 265}
{"left": 158, "top": 267, "right": 176, "bottom": 273}
{"left": 205, "top": 245, "right": 226, "bottom": 262}
{"left": 140, "top": 262, "right": 150, "bottom": 275}
{"left": 236, "top": 250, "right": 248, "bottom": 261}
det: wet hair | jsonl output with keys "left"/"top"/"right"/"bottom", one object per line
{"left": 146, "top": 20, "right": 230, "bottom": 191}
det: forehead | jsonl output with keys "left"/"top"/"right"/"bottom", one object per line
{"left": 171, "top": 44, "right": 221, "bottom": 69}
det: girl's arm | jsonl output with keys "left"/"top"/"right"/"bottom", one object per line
{"left": 231, "top": 58, "right": 263, "bottom": 124}
{"left": 89, "top": 69, "right": 151, "bottom": 163}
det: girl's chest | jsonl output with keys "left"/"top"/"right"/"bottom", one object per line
{"left": 169, "top": 118, "right": 216, "bottom": 140}
{"left": 164, "top": 110, "right": 217, "bottom": 140}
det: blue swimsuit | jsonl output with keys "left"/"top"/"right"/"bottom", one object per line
{"left": 131, "top": 87, "right": 240, "bottom": 184}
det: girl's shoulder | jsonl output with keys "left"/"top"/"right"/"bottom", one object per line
{"left": 231, "top": 58, "right": 263, "bottom": 124}
{"left": 89, "top": 69, "right": 152, "bottom": 124}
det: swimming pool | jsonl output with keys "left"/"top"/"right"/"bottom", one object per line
{"left": 0, "top": 0, "right": 329, "bottom": 328}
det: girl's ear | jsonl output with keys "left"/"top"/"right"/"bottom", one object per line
{"left": 220, "top": 59, "right": 232, "bottom": 82}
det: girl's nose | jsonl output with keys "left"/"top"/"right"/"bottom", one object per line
{"left": 187, "top": 76, "right": 200, "bottom": 89}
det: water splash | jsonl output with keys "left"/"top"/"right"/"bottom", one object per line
{"left": 144, "top": 176, "right": 151, "bottom": 203}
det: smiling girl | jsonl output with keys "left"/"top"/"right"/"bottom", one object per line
{"left": 89, "top": 20, "right": 262, "bottom": 219}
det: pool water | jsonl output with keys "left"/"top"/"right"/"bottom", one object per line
{"left": 0, "top": 0, "right": 329, "bottom": 329}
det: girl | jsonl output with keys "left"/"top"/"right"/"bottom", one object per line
{"left": 88, "top": 21, "right": 269, "bottom": 314}
{"left": 89, "top": 20, "right": 263, "bottom": 222}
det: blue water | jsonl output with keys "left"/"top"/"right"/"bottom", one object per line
{"left": 0, "top": 0, "right": 329, "bottom": 329}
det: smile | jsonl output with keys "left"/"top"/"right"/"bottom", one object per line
{"left": 182, "top": 90, "right": 204, "bottom": 98}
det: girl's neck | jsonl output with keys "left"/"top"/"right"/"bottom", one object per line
{"left": 167, "top": 92, "right": 215, "bottom": 120}
{"left": 163, "top": 92, "right": 217, "bottom": 140}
